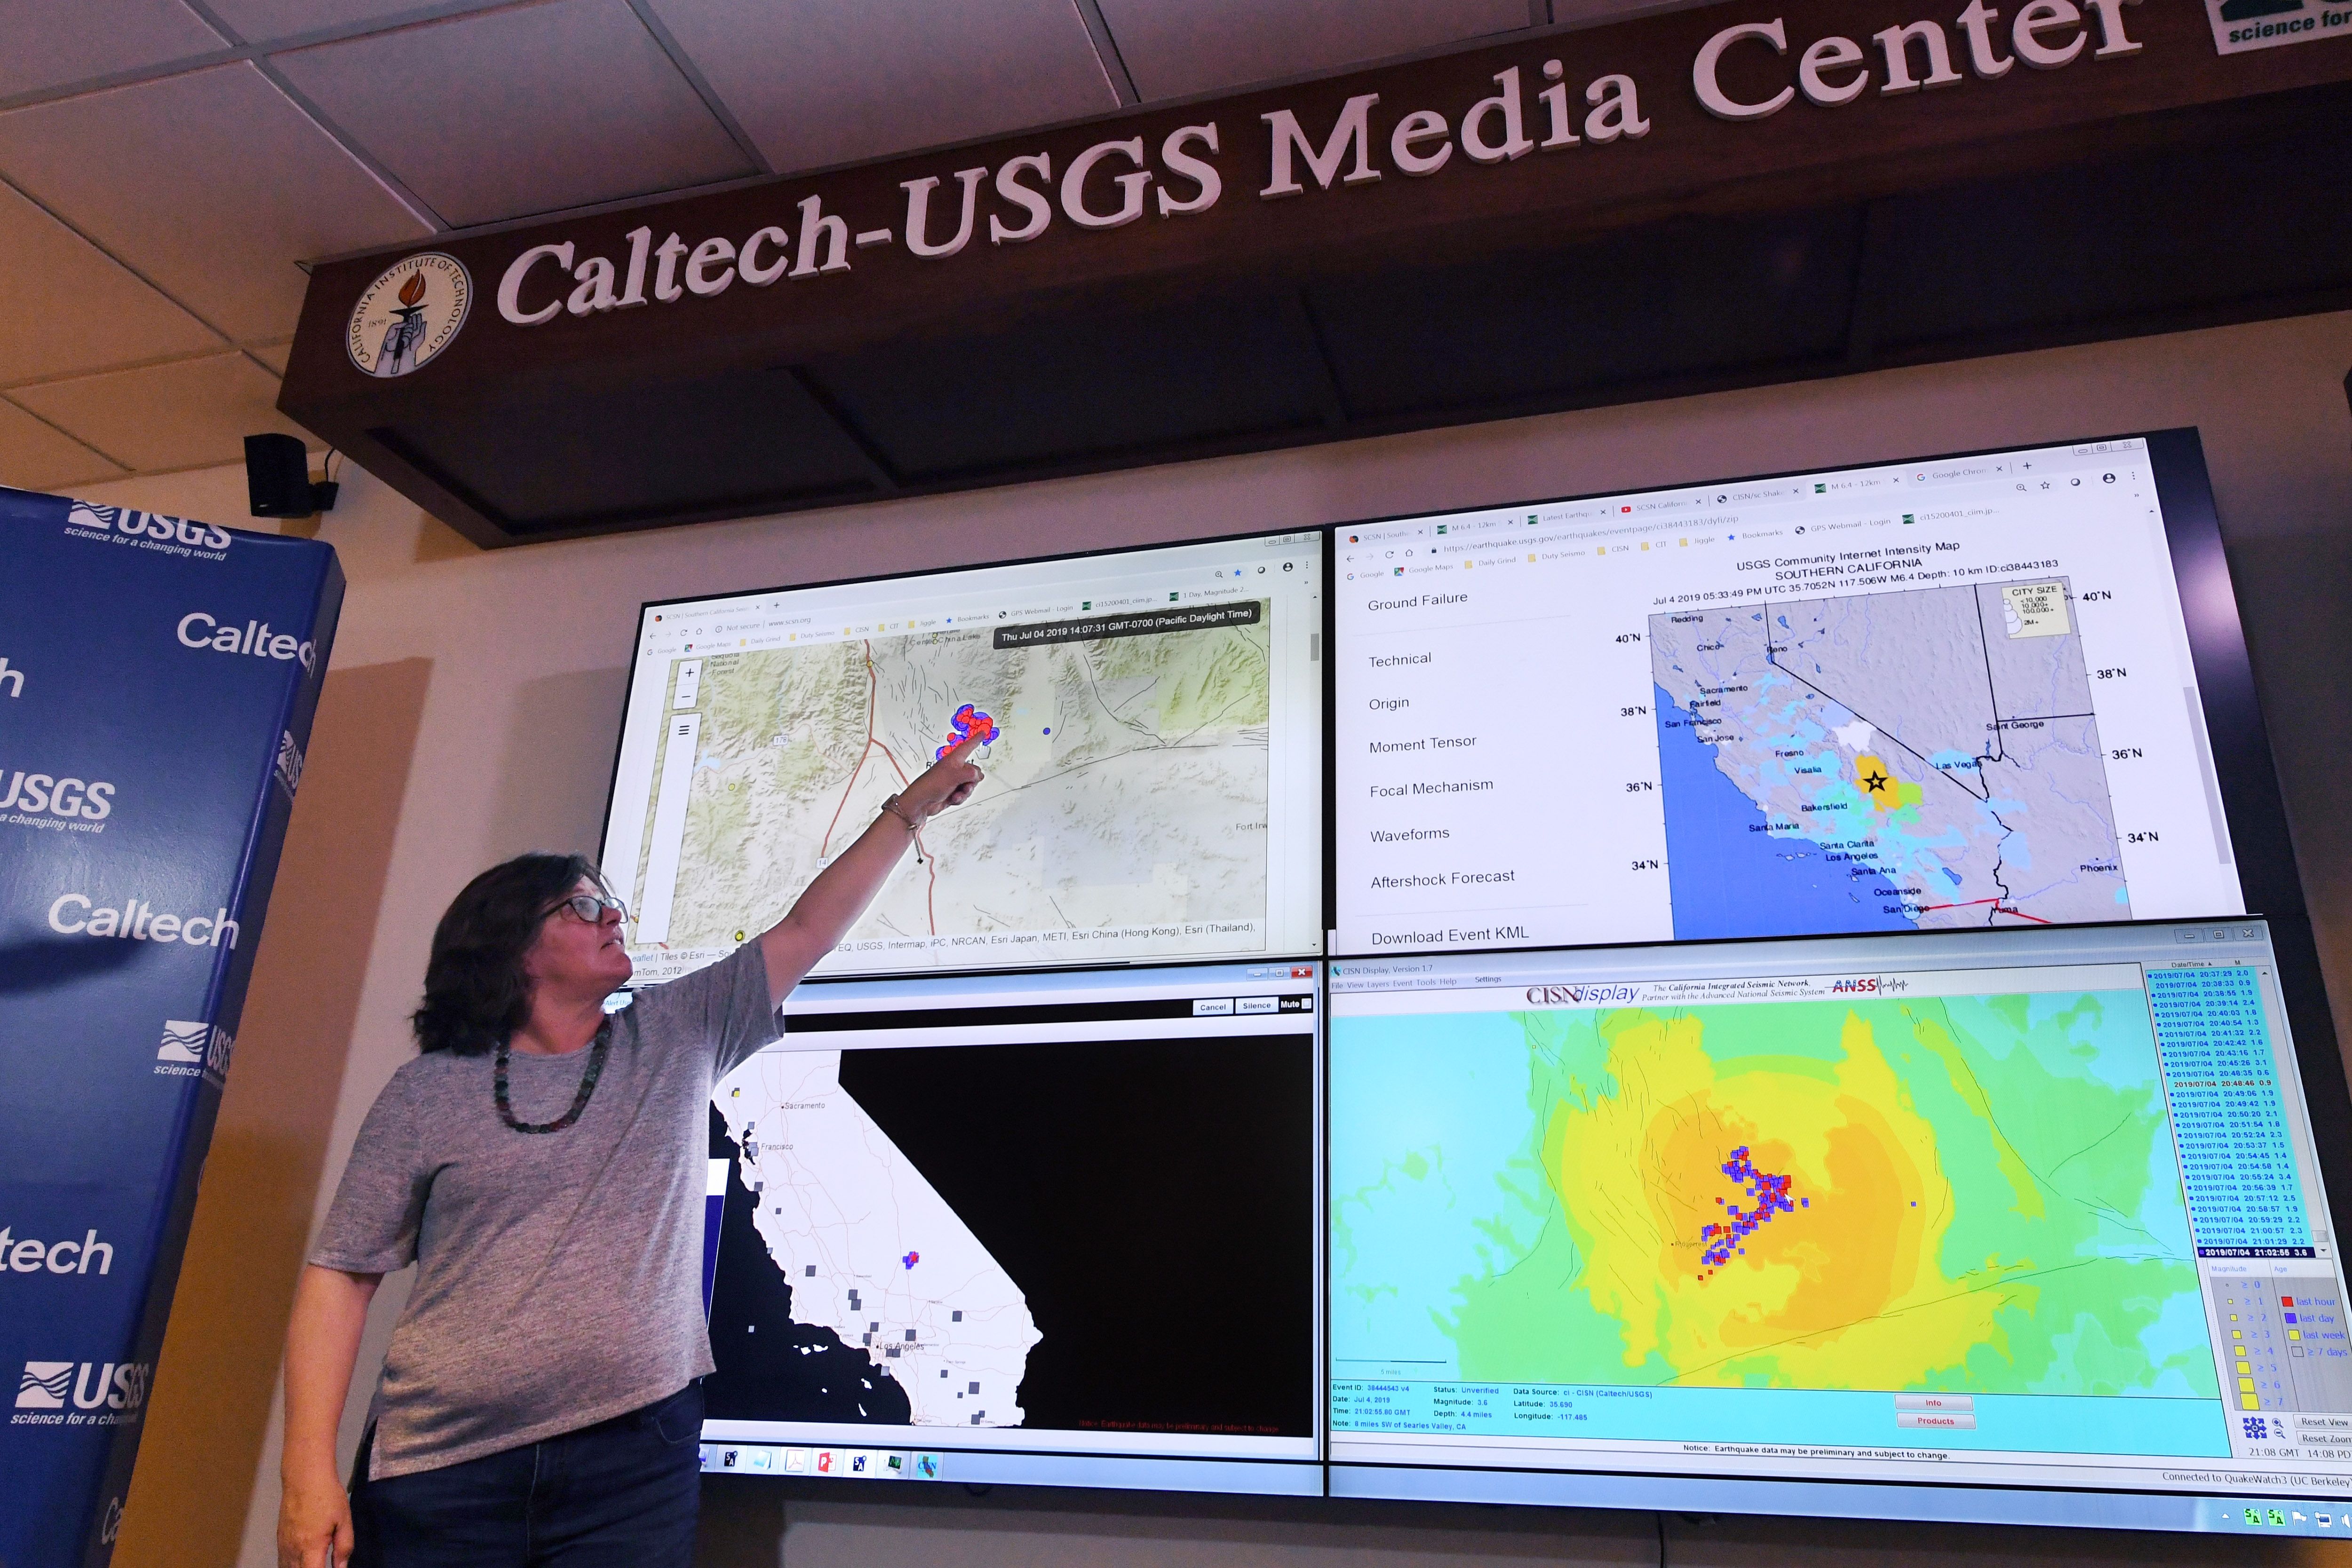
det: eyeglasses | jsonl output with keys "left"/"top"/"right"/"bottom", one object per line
{"left": 548, "top": 892, "right": 628, "bottom": 925}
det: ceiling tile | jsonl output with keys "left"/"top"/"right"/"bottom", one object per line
{"left": 0, "top": 179, "right": 225, "bottom": 383}
{"left": 0, "top": 399, "right": 129, "bottom": 491}
{"left": 273, "top": 0, "right": 754, "bottom": 226}
{"left": 1100, "top": 0, "right": 1527, "bottom": 101}
{"left": 204, "top": 0, "right": 492, "bottom": 44}
{"left": 0, "top": 63, "right": 431, "bottom": 342}
{"left": 644, "top": 0, "right": 1117, "bottom": 175}
{"left": 11, "top": 352, "right": 307, "bottom": 473}
{"left": 0, "top": 0, "right": 226, "bottom": 99}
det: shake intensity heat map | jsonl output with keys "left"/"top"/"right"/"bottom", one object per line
{"left": 1329, "top": 985, "right": 2224, "bottom": 1455}
{"left": 626, "top": 602, "right": 1273, "bottom": 974}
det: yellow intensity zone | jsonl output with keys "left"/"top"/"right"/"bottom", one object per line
{"left": 1854, "top": 753, "right": 1924, "bottom": 812}
{"left": 1547, "top": 1008, "right": 2041, "bottom": 1388}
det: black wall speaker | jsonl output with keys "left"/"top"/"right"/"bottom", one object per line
{"left": 245, "top": 433, "right": 338, "bottom": 518}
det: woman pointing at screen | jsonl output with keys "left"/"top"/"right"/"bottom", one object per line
{"left": 275, "top": 736, "right": 983, "bottom": 1568}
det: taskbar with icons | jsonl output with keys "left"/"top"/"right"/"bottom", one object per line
{"left": 2217, "top": 1498, "right": 2352, "bottom": 1536}
{"left": 692, "top": 1446, "right": 2351, "bottom": 1528}
{"left": 700, "top": 1443, "right": 938, "bottom": 1481}
{"left": 698, "top": 1443, "right": 1322, "bottom": 1496}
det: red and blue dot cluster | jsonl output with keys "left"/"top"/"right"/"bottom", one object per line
{"left": 1698, "top": 1146, "right": 1801, "bottom": 1275}
{"left": 934, "top": 704, "right": 997, "bottom": 760}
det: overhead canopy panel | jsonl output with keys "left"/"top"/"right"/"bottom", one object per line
{"left": 280, "top": 0, "right": 2352, "bottom": 548}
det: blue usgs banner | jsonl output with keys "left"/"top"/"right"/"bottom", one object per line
{"left": 0, "top": 491, "right": 344, "bottom": 1568}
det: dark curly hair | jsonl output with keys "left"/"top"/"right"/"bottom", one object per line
{"left": 412, "top": 852, "right": 602, "bottom": 1055}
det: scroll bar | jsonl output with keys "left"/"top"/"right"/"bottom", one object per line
{"left": 635, "top": 711, "right": 702, "bottom": 945}
{"left": 2185, "top": 688, "right": 2236, "bottom": 867}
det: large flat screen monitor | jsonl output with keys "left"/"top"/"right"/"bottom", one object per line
{"left": 601, "top": 531, "right": 1324, "bottom": 981}
{"left": 1326, "top": 921, "right": 2352, "bottom": 1532}
{"left": 643, "top": 427, "right": 2344, "bottom": 1536}
{"left": 696, "top": 960, "right": 1323, "bottom": 1495}
{"left": 1329, "top": 432, "right": 2258, "bottom": 956}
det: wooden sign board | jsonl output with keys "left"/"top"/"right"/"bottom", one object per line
{"left": 281, "top": 1, "right": 2352, "bottom": 546}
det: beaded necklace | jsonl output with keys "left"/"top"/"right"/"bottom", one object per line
{"left": 493, "top": 1021, "right": 612, "bottom": 1134}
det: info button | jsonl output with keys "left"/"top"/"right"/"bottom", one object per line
{"left": 1893, "top": 1395, "right": 1975, "bottom": 1411}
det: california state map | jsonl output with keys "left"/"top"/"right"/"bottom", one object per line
{"left": 1650, "top": 579, "right": 2126, "bottom": 935}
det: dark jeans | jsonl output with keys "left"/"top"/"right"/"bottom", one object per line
{"left": 351, "top": 1383, "right": 703, "bottom": 1568}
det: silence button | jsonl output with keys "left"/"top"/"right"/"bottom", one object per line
{"left": 1893, "top": 1394, "right": 1974, "bottom": 1411}
{"left": 1897, "top": 1412, "right": 1977, "bottom": 1431}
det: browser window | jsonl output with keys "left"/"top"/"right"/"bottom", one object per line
{"left": 1331, "top": 438, "right": 2241, "bottom": 954}
{"left": 604, "top": 531, "right": 1324, "bottom": 982}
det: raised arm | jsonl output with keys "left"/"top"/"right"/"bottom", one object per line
{"left": 278, "top": 1263, "right": 381, "bottom": 1568}
{"left": 758, "top": 734, "right": 983, "bottom": 1005}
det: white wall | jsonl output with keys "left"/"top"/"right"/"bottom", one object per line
{"left": 91, "top": 310, "right": 2352, "bottom": 1568}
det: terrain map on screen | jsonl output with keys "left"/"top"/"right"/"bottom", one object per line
{"left": 629, "top": 602, "right": 1272, "bottom": 972}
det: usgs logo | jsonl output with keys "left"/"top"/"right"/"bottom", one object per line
{"left": 177, "top": 612, "right": 316, "bottom": 672}
{"left": 67, "top": 501, "right": 230, "bottom": 551}
{"left": 159, "top": 1019, "right": 235, "bottom": 1083}
{"left": 14, "top": 1359, "right": 151, "bottom": 1416}
{"left": 0, "top": 768, "right": 114, "bottom": 820}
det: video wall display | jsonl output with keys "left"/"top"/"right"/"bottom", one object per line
{"left": 600, "top": 431, "right": 2352, "bottom": 1535}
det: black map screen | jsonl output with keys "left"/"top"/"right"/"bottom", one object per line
{"left": 705, "top": 1030, "right": 1315, "bottom": 1440}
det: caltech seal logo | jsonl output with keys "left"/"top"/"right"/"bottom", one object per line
{"left": 347, "top": 253, "right": 470, "bottom": 377}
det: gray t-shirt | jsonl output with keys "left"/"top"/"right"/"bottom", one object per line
{"left": 310, "top": 943, "right": 775, "bottom": 1480}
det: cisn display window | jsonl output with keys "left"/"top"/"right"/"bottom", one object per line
{"left": 697, "top": 961, "right": 1324, "bottom": 1496}
{"left": 1324, "top": 922, "right": 2352, "bottom": 1529}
